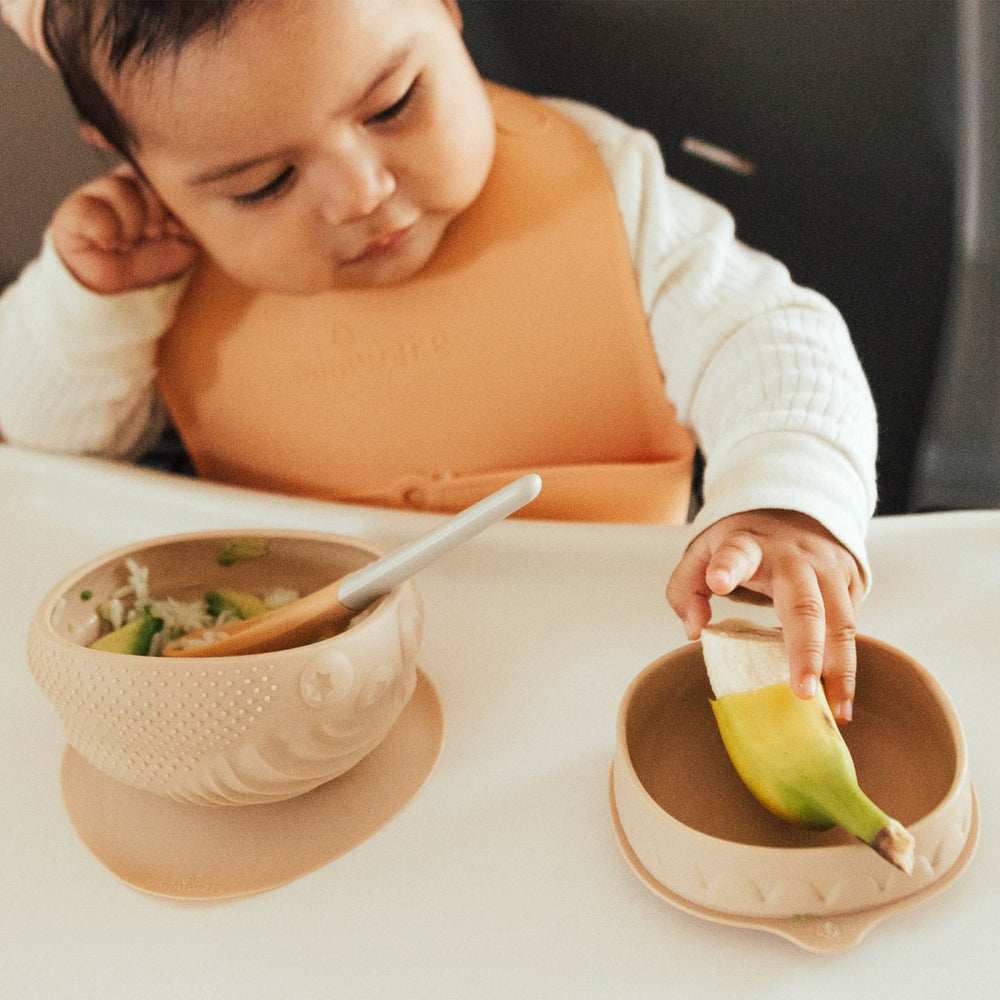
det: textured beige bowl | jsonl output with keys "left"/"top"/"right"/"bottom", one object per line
{"left": 28, "top": 529, "right": 423, "bottom": 807}
{"left": 611, "top": 635, "right": 977, "bottom": 949}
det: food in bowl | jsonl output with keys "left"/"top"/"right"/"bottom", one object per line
{"left": 84, "top": 557, "right": 303, "bottom": 655}
{"left": 28, "top": 530, "right": 424, "bottom": 805}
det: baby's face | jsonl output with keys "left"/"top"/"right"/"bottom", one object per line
{"left": 110, "top": 0, "right": 495, "bottom": 293}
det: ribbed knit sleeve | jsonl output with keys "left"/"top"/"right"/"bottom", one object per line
{"left": 0, "top": 233, "right": 187, "bottom": 459}
{"left": 548, "top": 98, "right": 877, "bottom": 584}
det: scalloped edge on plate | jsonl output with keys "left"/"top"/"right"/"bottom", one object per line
{"left": 609, "top": 770, "right": 979, "bottom": 953}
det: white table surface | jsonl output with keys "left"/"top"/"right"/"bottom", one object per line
{"left": 1, "top": 444, "right": 995, "bottom": 999}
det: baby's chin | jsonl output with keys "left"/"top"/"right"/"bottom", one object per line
{"left": 334, "top": 221, "right": 453, "bottom": 289}
{"left": 229, "top": 239, "right": 443, "bottom": 295}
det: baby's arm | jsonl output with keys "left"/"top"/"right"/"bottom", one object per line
{"left": 551, "top": 99, "right": 877, "bottom": 721}
{"left": 0, "top": 166, "right": 195, "bottom": 458}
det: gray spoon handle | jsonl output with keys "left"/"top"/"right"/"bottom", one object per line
{"left": 337, "top": 474, "right": 542, "bottom": 611}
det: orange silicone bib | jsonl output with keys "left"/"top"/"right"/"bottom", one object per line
{"left": 159, "top": 85, "right": 695, "bottom": 523}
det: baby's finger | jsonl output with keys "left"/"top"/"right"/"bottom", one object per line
{"left": 666, "top": 545, "right": 714, "bottom": 639}
{"left": 105, "top": 166, "right": 193, "bottom": 246}
{"left": 770, "top": 562, "right": 825, "bottom": 700}
{"left": 114, "top": 171, "right": 168, "bottom": 243}
{"left": 76, "top": 173, "right": 151, "bottom": 246}
{"left": 704, "top": 532, "right": 764, "bottom": 596}
{"left": 68, "top": 194, "right": 127, "bottom": 251}
{"left": 817, "top": 587, "right": 858, "bottom": 723}
{"left": 120, "top": 234, "right": 200, "bottom": 289}
{"left": 121, "top": 169, "right": 175, "bottom": 239}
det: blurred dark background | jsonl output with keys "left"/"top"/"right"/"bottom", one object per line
{"left": 460, "top": 0, "right": 998, "bottom": 516}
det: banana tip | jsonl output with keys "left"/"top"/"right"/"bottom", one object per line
{"left": 874, "top": 820, "right": 916, "bottom": 875}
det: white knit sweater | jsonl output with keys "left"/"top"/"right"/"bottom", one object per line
{"left": 0, "top": 98, "right": 877, "bottom": 576}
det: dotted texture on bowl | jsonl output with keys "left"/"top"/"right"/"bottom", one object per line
{"left": 28, "top": 580, "right": 423, "bottom": 806}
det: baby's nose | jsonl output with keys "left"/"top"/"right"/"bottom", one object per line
{"left": 318, "top": 144, "right": 396, "bottom": 224}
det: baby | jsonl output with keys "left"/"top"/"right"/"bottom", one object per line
{"left": 0, "top": 0, "right": 877, "bottom": 721}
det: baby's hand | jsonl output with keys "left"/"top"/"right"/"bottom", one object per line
{"left": 51, "top": 165, "right": 198, "bottom": 295}
{"left": 666, "top": 509, "right": 863, "bottom": 723}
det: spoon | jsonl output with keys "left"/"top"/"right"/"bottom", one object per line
{"left": 162, "top": 473, "right": 542, "bottom": 657}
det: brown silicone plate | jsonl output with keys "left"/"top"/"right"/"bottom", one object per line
{"left": 610, "top": 773, "right": 979, "bottom": 953}
{"left": 610, "top": 634, "right": 980, "bottom": 951}
{"left": 61, "top": 670, "right": 443, "bottom": 899}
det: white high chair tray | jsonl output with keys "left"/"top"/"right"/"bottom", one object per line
{"left": 1, "top": 444, "right": 995, "bottom": 998}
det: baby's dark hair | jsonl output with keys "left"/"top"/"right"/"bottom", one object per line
{"left": 43, "top": 0, "right": 251, "bottom": 156}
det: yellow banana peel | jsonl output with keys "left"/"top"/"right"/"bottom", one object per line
{"left": 703, "top": 619, "right": 915, "bottom": 874}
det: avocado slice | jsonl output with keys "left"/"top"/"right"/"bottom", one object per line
{"left": 90, "top": 610, "right": 164, "bottom": 655}
{"left": 216, "top": 538, "right": 268, "bottom": 566}
{"left": 204, "top": 588, "right": 269, "bottom": 620}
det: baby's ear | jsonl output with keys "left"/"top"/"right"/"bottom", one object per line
{"left": 78, "top": 121, "right": 115, "bottom": 152}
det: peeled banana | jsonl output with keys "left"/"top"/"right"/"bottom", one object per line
{"left": 702, "top": 618, "right": 915, "bottom": 874}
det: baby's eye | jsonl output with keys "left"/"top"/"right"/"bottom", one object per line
{"left": 232, "top": 166, "right": 295, "bottom": 205}
{"left": 366, "top": 78, "right": 419, "bottom": 126}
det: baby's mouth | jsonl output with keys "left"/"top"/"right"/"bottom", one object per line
{"left": 348, "top": 224, "right": 414, "bottom": 263}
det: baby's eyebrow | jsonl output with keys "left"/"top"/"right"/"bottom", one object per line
{"left": 187, "top": 38, "right": 417, "bottom": 189}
